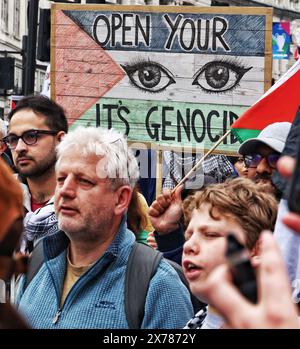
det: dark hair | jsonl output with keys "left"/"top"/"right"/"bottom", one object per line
{"left": 8, "top": 95, "right": 68, "bottom": 133}
{"left": 226, "top": 155, "right": 240, "bottom": 166}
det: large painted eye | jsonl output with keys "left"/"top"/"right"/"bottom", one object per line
{"left": 121, "top": 61, "right": 175, "bottom": 93}
{"left": 192, "top": 60, "right": 252, "bottom": 93}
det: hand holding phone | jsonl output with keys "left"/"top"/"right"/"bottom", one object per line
{"left": 226, "top": 234, "right": 257, "bottom": 304}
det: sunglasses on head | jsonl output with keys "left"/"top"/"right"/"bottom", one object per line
{"left": 243, "top": 154, "right": 280, "bottom": 169}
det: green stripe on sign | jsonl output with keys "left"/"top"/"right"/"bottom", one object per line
{"left": 231, "top": 128, "right": 261, "bottom": 143}
{"left": 72, "top": 98, "right": 249, "bottom": 153}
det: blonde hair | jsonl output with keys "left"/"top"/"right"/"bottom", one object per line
{"left": 183, "top": 178, "right": 278, "bottom": 250}
{"left": 127, "top": 187, "right": 148, "bottom": 235}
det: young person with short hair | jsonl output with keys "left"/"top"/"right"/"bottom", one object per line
{"left": 182, "top": 178, "right": 278, "bottom": 329}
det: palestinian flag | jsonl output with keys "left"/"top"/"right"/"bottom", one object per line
{"left": 231, "top": 58, "right": 300, "bottom": 143}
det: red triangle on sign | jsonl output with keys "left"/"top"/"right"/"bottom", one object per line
{"left": 53, "top": 10, "right": 125, "bottom": 125}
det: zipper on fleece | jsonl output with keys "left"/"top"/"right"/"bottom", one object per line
{"left": 52, "top": 309, "right": 61, "bottom": 324}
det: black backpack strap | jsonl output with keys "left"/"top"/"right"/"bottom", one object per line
{"left": 24, "top": 239, "right": 45, "bottom": 290}
{"left": 125, "top": 242, "right": 163, "bottom": 329}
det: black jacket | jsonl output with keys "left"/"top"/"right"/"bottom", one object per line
{"left": 272, "top": 106, "right": 300, "bottom": 199}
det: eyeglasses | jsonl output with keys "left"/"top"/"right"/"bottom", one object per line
{"left": 3, "top": 129, "right": 58, "bottom": 150}
{"left": 243, "top": 154, "right": 280, "bottom": 169}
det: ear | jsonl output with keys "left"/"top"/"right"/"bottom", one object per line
{"left": 56, "top": 131, "right": 66, "bottom": 143}
{"left": 250, "top": 238, "right": 261, "bottom": 268}
{"left": 114, "top": 185, "right": 133, "bottom": 216}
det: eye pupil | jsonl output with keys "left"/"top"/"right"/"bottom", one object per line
{"left": 205, "top": 64, "right": 229, "bottom": 89}
{"left": 192, "top": 60, "right": 252, "bottom": 94}
{"left": 217, "top": 68, "right": 224, "bottom": 75}
{"left": 121, "top": 61, "right": 175, "bottom": 93}
{"left": 143, "top": 70, "right": 151, "bottom": 79}
{"left": 8, "top": 136, "right": 17, "bottom": 147}
{"left": 138, "top": 66, "right": 161, "bottom": 88}
{"left": 24, "top": 132, "right": 36, "bottom": 143}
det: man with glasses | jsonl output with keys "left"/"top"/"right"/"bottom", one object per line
{"left": 238, "top": 122, "right": 291, "bottom": 197}
{"left": 3, "top": 95, "right": 68, "bottom": 252}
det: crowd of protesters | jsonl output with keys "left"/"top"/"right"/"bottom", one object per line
{"left": 0, "top": 94, "right": 300, "bottom": 329}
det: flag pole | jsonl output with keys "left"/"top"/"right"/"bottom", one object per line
{"left": 172, "top": 129, "right": 232, "bottom": 194}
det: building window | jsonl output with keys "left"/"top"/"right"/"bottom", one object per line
{"left": 14, "top": 0, "right": 20, "bottom": 38}
{"left": 15, "top": 65, "right": 23, "bottom": 94}
{"left": 1, "top": 0, "right": 9, "bottom": 32}
{"left": 39, "top": 71, "right": 45, "bottom": 93}
{"left": 35, "top": 70, "right": 46, "bottom": 94}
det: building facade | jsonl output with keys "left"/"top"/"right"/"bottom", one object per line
{"left": 0, "top": 0, "right": 27, "bottom": 118}
{"left": 0, "top": 0, "right": 48, "bottom": 118}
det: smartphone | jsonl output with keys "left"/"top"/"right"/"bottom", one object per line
{"left": 287, "top": 140, "right": 300, "bottom": 214}
{"left": 226, "top": 234, "right": 257, "bottom": 304}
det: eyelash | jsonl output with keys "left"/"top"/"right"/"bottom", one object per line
{"left": 205, "top": 232, "right": 220, "bottom": 238}
{"left": 192, "top": 58, "right": 252, "bottom": 94}
{"left": 121, "top": 59, "right": 175, "bottom": 94}
{"left": 57, "top": 177, "right": 66, "bottom": 185}
{"left": 121, "top": 57, "right": 251, "bottom": 95}
{"left": 79, "top": 178, "right": 94, "bottom": 186}
{"left": 56, "top": 177, "right": 94, "bottom": 186}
